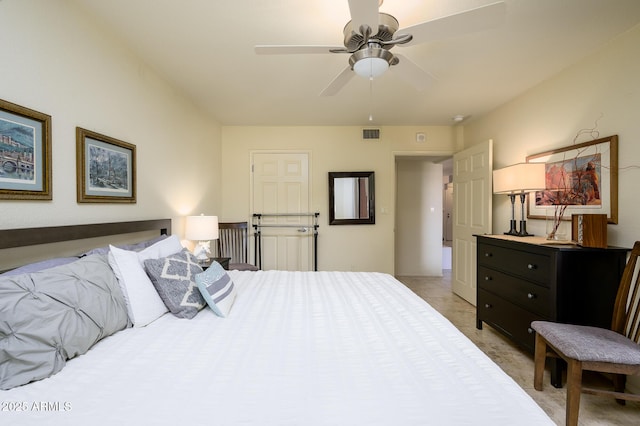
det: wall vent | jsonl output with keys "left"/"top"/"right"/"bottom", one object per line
{"left": 362, "top": 128, "right": 380, "bottom": 140}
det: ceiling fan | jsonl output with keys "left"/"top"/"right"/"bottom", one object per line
{"left": 255, "top": 0, "right": 506, "bottom": 96}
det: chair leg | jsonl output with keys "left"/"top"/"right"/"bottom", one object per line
{"left": 565, "top": 359, "right": 583, "bottom": 426}
{"left": 533, "top": 333, "right": 546, "bottom": 391}
{"left": 613, "top": 374, "right": 627, "bottom": 405}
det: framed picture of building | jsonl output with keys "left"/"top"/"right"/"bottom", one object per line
{"left": 76, "top": 127, "right": 136, "bottom": 203}
{"left": 0, "top": 98, "right": 52, "bottom": 200}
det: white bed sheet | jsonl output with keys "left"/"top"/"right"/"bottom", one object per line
{"left": 2, "top": 271, "right": 553, "bottom": 425}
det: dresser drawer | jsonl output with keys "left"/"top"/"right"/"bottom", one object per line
{"left": 478, "top": 266, "right": 551, "bottom": 317}
{"left": 477, "top": 289, "right": 544, "bottom": 352}
{"left": 477, "top": 243, "right": 550, "bottom": 286}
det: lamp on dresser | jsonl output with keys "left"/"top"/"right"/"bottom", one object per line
{"left": 493, "top": 162, "right": 545, "bottom": 236}
{"left": 185, "top": 214, "right": 219, "bottom": 264}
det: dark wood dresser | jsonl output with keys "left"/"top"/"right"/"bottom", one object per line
{"left": 475, "top": 234, "right": 628, "bottom": 386}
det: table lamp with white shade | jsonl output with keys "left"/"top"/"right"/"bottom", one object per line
{"left": 185, "top": 214, "right": 219, "bottom": 263}
{"left": 493, "top": 163, "right": 546, "bottom": 237}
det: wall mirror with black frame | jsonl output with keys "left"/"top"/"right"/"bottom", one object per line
{"left": 328, "top": 171, "right": 375, "bottom": 225}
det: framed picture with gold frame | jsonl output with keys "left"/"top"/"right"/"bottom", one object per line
{"left": 76, "top": 127, "right": 136, "bottom": 203}
{"left": 526, "top": 135, "right": 618, "bottom": 224}
{"left": 0, "top": 98, "right": 52, "bottom": 200}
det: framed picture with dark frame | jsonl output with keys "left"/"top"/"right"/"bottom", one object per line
{"left": 526, "top": 135, "right": 618, "bottom": 224}
{"left": 76, "top": 127, "right": 136, "bottom": 203}
{"left": 0, "top": 98, "right": 52, "bottom": 200}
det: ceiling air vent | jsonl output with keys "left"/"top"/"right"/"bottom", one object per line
{"left": 362, "top": 128, "right": 380, "bottom": 140}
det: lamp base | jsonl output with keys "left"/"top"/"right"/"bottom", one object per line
{"left": 516, "top": 194, "right": 534, "bottom": 237}
{"left": 517, "top": 220, "right": 534, "bottom": 237}
{"left": 193, "top": 241, "right": 211, "bottom": 264}
{"left": 504, "top": 220, "right": 519, "bottom": 236}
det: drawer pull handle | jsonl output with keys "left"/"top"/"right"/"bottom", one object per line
{"left": 484, "top": 303, "right": 492, "bottom": 309}
{"left": 527, "top": 327, "right": 534, "bottom": 334}
{"left": 527, "top": 293, "right": 536, "bottom": 299}
{"left": 484, "top": 252, "right": 493, "bottom": 258}
{"left": 527, "top": 264, "right": 537, "bottom": 270}
{"left": 484, "top": 276, "right": 492, "bottom": 281}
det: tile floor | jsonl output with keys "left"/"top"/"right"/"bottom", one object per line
{"left": 397, "top": 272, "right": 640, "bottom": 426}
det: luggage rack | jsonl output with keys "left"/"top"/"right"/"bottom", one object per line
{"left": 252, "top": 213, "right": 320, "bottom": 271}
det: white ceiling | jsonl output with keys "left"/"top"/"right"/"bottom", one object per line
{"left": 73, "top": 0, "right": 640, "bottom": 126}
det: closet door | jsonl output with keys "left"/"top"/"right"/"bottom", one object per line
{"left": 251, "top": 152, "right": 312, "bottom": 271}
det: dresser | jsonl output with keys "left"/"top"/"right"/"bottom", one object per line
{"left": 476, "top": 234, "right": 628, "bottom": 387}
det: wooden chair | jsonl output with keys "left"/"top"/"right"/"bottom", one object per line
{"left": 532, "top": 240, "right": 640, "bottom": 426}
{"left": 216, "top": 222, "right": 259, "bottom": 271}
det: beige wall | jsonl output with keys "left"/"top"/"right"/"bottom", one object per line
{"left": 465, "top": 23, "right": 640, "bottom": 248}
{"left": 0, "top": 0, "right": 222, "bottom": 268}
{"left": 221, "top": 126, "right": 455, "bottom": 273}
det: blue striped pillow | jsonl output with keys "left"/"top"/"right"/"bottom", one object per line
{"left": 195, "top": 261, "right": 236, "bottom": 318}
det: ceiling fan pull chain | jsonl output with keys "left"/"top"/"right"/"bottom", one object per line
{"left": 369, "top": 76, "right": 374, "bottom": 122}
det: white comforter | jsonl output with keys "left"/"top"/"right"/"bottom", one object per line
{"left": 2, "top": 271, "right": 553, "bottom": 425}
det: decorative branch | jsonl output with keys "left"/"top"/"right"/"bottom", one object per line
{"left": 546, "top": 116, "right": 602, "bottom": 240}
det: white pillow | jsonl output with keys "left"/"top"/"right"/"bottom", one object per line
{"left": 107, "top": 234, "right": 183, "bottom": 327}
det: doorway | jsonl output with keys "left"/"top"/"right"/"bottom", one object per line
{"left": 394, "top": 155, "right": 453, "bottom": 276}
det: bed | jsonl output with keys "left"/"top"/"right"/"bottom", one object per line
{"left": 0, "top": 219, "right": 553, "bottom": 425}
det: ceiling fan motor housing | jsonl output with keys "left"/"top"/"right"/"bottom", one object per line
{"left": 343, "top": 13, "right": 399, "bottom": 51}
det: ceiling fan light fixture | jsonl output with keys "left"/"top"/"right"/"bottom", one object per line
{"left": 353, "top": 57, "right": 388, "bottom": 78}
{"left": 350, "top": 47, "right": 394, "bottom": 79}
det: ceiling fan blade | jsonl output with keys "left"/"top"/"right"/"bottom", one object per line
{"left": 255, "top": 45, "right": 345, "bottom": 55}
{"left": 390, "top": 54, "right": 435, "bottom": 92}
{"left": 348, "top": 0, "right": 380, "bottom": 36}
{"left": 319, "top": 66, "right": 354, "bottom": 97}
{"left": 397, "top": 1, "right": 506, "bottom": 45}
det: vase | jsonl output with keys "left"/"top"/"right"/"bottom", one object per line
{"left": 546, "top": 209, "right": 568, "bottom": 240}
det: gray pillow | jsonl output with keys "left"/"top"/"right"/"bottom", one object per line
{"left": 1, "top": 257, "right": 79, "bottom": 276}
{"left": 0, "top": 254, "right": 128, "bottom": 390}
{"left": 144, "top": 249, "right": 206, "bottom": 319}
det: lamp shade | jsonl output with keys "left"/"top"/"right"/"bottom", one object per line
{"left": 350, "top": 46, "right": 395, "bottom": 79}
{"left": 353, "top": 57, "right": 389, "bottom": 78}
{"left": 185, "top": 215, "right": 219, "bottom": 240}
{"left": 493, "top": 163, "right": 546, "bottom": 194}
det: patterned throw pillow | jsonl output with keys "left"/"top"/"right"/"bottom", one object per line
{"left": 195, "top": 261, "right": 236, "bottom": 318}
{"left": 143, "top": 249, "right": 206, "bottom": 319}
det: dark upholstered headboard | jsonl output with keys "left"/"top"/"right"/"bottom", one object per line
{"left": 0, "top": 219, "right": 171, "bottom": 250}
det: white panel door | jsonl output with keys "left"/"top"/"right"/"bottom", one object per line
{"left": 252, "top": 152, "right": 311, "bottom": 271}
{"left": 452, "top": 140, "right": 493, "bottom": 305}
